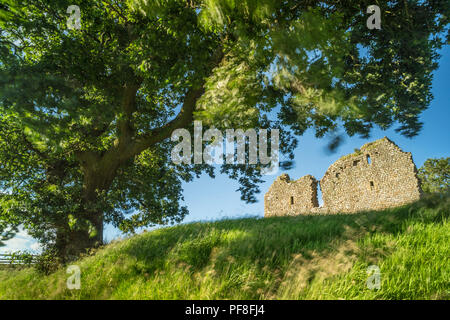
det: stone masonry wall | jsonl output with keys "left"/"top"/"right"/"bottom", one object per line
{"left": 320, "top": 137, "right": 422, "bottom": 213}
{"left": 264, "top": 174, "right": 319, "bottom": 217}
{"left": 264, "top": 137, "right": 422, "bottom": 217}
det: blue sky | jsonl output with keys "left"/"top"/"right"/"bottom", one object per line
{"left": 1, "top": 46, "right": 449, "bottom": 253}
{"left": 177, "top": 46, "right": 450, "bottom": 222}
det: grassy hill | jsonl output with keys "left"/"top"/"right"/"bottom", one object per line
{"left": 0, "top": 194, "right": 448, "bottom": 300}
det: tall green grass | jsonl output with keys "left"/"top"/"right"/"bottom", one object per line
{"left": 0, "top": 194, "right": 448, "bottom": 300}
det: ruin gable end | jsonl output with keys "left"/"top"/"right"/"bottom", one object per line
{"left": 264, "top": 174, "right": 319, "bottom": 217}
{"left": 264, "top": 137, "right": 422, "bottom": 217}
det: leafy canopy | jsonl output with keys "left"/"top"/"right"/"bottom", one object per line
{"left": 418, "top": 158, "right": 450, "bottom": 194}
{"left": 0, "top": 0, "right": 448, "bottom": 251}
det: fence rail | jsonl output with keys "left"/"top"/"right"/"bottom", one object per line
{"left": 0, "top": 253, "right": 37, "bottom": 265}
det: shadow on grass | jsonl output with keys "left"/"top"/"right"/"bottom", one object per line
{"left": 123, "top": 193, "right": 449, "bottom": 287}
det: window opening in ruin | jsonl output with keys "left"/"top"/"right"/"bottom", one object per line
{"left": 370, "top": 181, "right": 374, "bottom": 190}
{"left": 290, "top": 196, "right": 294, "bottom": 205}
{"left": 353, "top": 160, "right": 359, "bottom": 166}
{"left": 336, "top": 172, "right": 340, "bottom": 178}
{"left": 316, "top": 182, "right": 323, "bottom": 207}
{"left": 367, "top": 154, "right": 372, "bottom": 164}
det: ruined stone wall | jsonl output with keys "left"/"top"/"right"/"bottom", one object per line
{"left": 264, "top": 174, "right": 318, "bottom": 217}
{"left": 320, "top": 137, "right": 422, "bottom": 213}
{"left": 264, "top": 137, "right": 422, "bottom": 217}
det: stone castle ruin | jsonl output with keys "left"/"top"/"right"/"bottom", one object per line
{"left": 264, "top": 137, "right": 422, "bottom": 217}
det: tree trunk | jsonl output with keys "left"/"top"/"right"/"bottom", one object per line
{"left": 55, "top": 161, "right": 117, "bottom": 261}
{"left": 55, "top": 204, "right": 104, "bottom": 262}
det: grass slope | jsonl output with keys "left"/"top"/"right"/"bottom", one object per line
{"left": 0, "top": 195, "right": 449, "bottom": 300}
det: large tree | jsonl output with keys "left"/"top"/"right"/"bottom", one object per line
{"left": 418, "top": 157, "right": 450, "bottom": 194}
{"left": 0, "top": 0, "right": 448, "bottom": 259}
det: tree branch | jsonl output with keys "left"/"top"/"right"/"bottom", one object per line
{"left": 117, "top": 82, "right": 141, "bottom": 149}
{"left": 128, "top": 46, "right": 225, "bottom": 157}
{"left": 129, "top": 86, "right": 205, "bottom": 156}
{"left": 77, "top": 45, "right": 224, "bottom": 187}
{"left": 19, "top": 131, "right": 49, "bottom": 160}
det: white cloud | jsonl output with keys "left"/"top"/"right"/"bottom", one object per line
{"left": 30, "top": 242, "right": 42, "bottom": 252}
{"left": 1, "top": 237, "right": 29, "bottom": 252}
{"left": 0, "top": 227, "right": 42, "bottom": 254}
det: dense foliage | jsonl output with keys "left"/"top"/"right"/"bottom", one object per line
{"left": 419, "top": 157, "right": 450, "bottom": 194}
